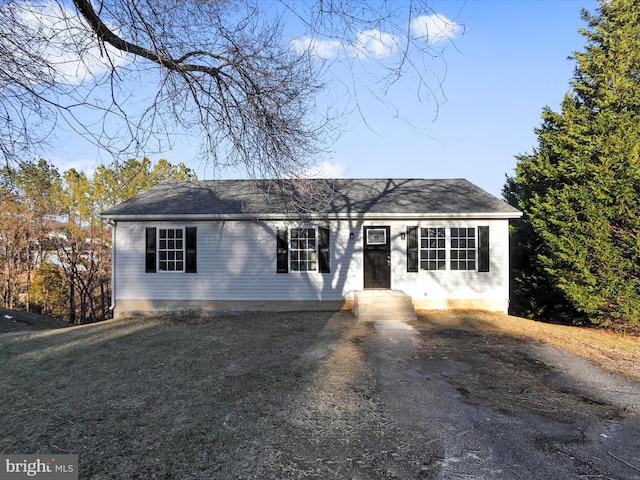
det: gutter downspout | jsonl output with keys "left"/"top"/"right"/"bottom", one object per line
{"left": 108, "top": 220, "right": 116, "bottom": 313}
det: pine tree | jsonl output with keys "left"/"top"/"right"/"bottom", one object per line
{"left": 506, "top": 0, "right": 640, "bottom": 328}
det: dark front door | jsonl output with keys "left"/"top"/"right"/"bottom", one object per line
{"left": 363, "top": 226, "right": 391, "bottom": 289}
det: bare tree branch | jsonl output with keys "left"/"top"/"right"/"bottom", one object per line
{"left": 0, "top": 0, "right": 463, "bottom": 179}
{"left": 72, "top": 0, "right": 225, "bottom": 78}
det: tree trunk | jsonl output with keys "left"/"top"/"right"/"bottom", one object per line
{"left": 69, "top": 283, "right": 76, "bottom": 324}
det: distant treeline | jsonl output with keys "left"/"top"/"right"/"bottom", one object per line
{"left": 0, "top": 158, "right": 195, "bottom": 323}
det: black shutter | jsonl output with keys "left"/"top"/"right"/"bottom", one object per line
{"left": 277, "top": 228, "right": 288, "bottom": 273}
{"left": 185, "top": 227, "right": 197, "bottom": 273}
{"left": 478, "top": 226, "right": 490, "bottom": 272}
{"left": 406, "top": 226, "right": 418, "bottom": 272}
{"left": 145, "top": 227, "right": 156, "bottom": 273}
{"left": 318, "top": 226, "right": 330, "bottom": 273}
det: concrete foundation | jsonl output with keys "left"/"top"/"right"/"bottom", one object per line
{"left": 112, "top": 297, "right": 506, "bottom": 319}
{"left": 113, "top": 299, "right": 354, "bottom": 319}
{"left": 412, "top": 298, "right": 508, "bottom": 312}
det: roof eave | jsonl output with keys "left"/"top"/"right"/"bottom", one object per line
{"left": 100, "top": 211, "right": 523, "bottom": 222}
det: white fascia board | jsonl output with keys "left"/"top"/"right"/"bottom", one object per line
{"left": 100, "top": 211, "right": 522, "bottom": 222}
{"left": 322, "top": 212, "right": 523, "bottom": 220}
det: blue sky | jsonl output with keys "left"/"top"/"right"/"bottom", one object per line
{"left": 315, "top": 0, "right": 601, "bottom": 197}
{"left": 50, "top": 0, "right": 600, "bottom": 199}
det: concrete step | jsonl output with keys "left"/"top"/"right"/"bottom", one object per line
{"left": 354, "top": 289, "right": 417, "bottom": 322}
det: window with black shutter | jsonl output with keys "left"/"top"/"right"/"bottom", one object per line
{"left": 409, "top": 225, "right": 488, "bottom": 272}
{"left": 277, "top": 226, "right": 330, "bottom": 273}
{"left": 145, "top": 226, "right": 196, "bottom": 273}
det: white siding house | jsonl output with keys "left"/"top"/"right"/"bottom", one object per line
{"left": 100, "top": 179, "right": 522, "bottom": 318}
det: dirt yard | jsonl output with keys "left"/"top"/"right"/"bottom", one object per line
{"left": 0, "top": 309, "right": 639, "bottom": 479}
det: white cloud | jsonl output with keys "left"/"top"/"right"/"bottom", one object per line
{"left": 410, "top": 14, "right": 462, "bottom": 44}
{"left": 293, "top": 12, "right": 460, "bottom": 60}
{"left": 46, "top": 152, "right": 98, "bottom": 177}
{"left": 299, "top": 161, "right": 348, "bottom": 179}
{"left": 354, "top": 30, "right": 399, "bottom": 59}
{"left": 9, "top": 1, "right": 129, "bottom": 85}
{"left": 291, "top": 29, "right": 399, "bottom": 60}
{"left": 291, "top": 36, "right": 343, "bottom": 60}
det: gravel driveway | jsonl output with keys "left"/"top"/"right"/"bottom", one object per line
{"left": 365, "top": 320, "right": 640, "bottom": 479}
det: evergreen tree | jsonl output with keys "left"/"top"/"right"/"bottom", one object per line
{"left": 506, "top": 0, "right": 640, "bottom": 328}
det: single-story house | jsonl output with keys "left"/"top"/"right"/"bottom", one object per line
{"left": 100, "top": 178, "right": 522, "bottom": 318}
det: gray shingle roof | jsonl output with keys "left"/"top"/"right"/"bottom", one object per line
{"left": 100, "top": 178, "right": 521, "bottom": 219}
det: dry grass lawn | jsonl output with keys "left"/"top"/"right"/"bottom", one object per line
{"left": 0, "top": 309, "right": 638, "bottom": 478}
{"left": 420, "top": 310, "right": 640, "bottom": 384}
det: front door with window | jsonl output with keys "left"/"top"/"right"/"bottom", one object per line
{"left": 363, "top": 226, "right": 391, "bottom": 289}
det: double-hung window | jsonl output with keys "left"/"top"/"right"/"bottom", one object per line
{"left": 145, "top": 227, "right": 197, "bottom": 273}
{"left": 276, "top": 226, "right": 330, "bottom": 274}
{"left": 450, "top": 227, "right": 476, "bottom": 271}
{"left": 158, "top": 228, "right": 185, "bottom": 272}
{"left": 290, "top": 227, "right": 317, "bottom": 271}
{"left": 407, "top": 225, "right": 489, "bottom": 273}
{"left": 420, "top": 227, "right": 446, "bottom": 271}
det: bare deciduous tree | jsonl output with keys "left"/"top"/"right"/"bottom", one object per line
{"left": 0, "top": 0, "right": 462, "bottom": 178}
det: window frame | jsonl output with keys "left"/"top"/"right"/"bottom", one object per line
{"left": 277, "top": 225, "right": 330, "bottom": 274}
{"left": 366, "top": 228, "right": 387, "bottom": 245}
{"left": 145, "top": 226, "right": 197, "bottom": 274}
{"left": 449, "top": 227, "right": 477, "bottom": 271}
{"left": 409, "top": 225, "right": 487, "bottom": 273}
{"left": 419, "top": 227, "right": 447, "bottom": 271}
{"left": 289, "top": 226, "right": 319, "bottom": 272}
{"left": 157, "top": 227, "right": 186, "bottom": 273}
